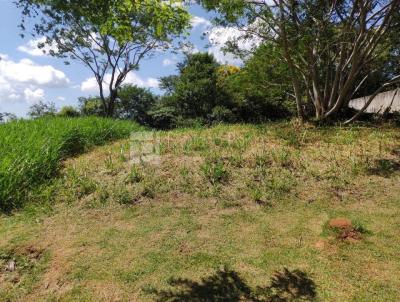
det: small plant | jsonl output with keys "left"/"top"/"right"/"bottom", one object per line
{"left": 274, "top": 127, "right": 303, "bottom": 148}
{"left": 65, "top": 168, "right": 98, "bottom": 199}
{"left": 271, "top": 148, "right": 294, "bottom": 168}
{"left": 213, "top": 137, "right": 229, "bottom": 148}
{"left": 98, "top": 188, "right": 110, "bottom": 204}
{"left": 249, "top": 186, "right": 264, "bottom": 203}
{"left": 183, "top": 136, "right": 209, "bottom": 153}
{"left": 127, "top": 165, "right": 143, "bottom": 184}
{"left": 104, "top": 153, "right": 114, "bottom": 171}
{"left": 255, "top": 152, "right": 271, "bottom": 169}
{"left": 227, "top": 154, "right": 244, "bottom": 168}
{"left": 116, "top": 188, "right": 133, "bottom": 205}
{"left": 260, "top": 168, "right": 296, "bottom": 199}
{"left": 118, "top": 147, "right": 128, "bottom": 162}
{"left": 141, "top": 184, "right": 155, "bottom": 199}
{"left": 200, "top": 158, "right": 229, "bottom": 185}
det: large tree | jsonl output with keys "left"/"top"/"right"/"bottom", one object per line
{"left": 17, "top": 0, "right": 190, "bottom": 116}
{"left": 201, "top": 0, "right": 400, "bottom": 123}
{"left": 160, "top": 52, "right": 222, "bottom": 119}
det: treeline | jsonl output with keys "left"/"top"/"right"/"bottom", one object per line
{"left": 31, "top": 47, "right": 297, "bottom": 128}
{"left": 31, "top": 43, "right": 399, "bottom": 128}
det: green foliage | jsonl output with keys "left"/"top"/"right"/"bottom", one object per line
{"left": 0, "top": 117, "right": 141, "bottom": 211}
{"left": 223, "top": 44, "right": 295, "bottom": 121}
{"left": 58, "top": 106, "right": 80, "bottom": 117}
{"left": 27, "top": 101, "right": 57, "bottom": 119}
{"left": 17, "top": 0, "right": 190, "bottom": 117}
{"left": 200, "top": 158, "right": 229, "bottom": 185}
{"left": 209, "top": 106, "right": 236, "bottom": 124}
{"left": 78, "top": 97, "right": 104, "bottom": 117}
{"left": 155, "top": 48, "right": 295, "bottom": 127}
{"left": 147, "top": 104, "right": 178, "bottom": 129}
{"left": 116, "top": 84, "right": 156, "bottom": 125}
{"left": 159, "top": 53, "right": 230, "bottom": 122}
{"left": 201, "top": 0, "right": 400, "bottom": 122}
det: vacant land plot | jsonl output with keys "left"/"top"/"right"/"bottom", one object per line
{"left": 1, "top": 123, "right": 399, "bottom": 301}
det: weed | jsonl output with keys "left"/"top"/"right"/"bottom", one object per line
{"left": 274, "top": 127, "right": 303, "bottom": 148}
{"left": 65, "top": 168, "right": 98, "bottom": 199}
{"left": 127, "top": 165, "right": 143, "bottom": 184}
{"left": 183, "top": 136, "right": 209, "bottom": 153}
{"left": 142, "top": 183, "right": 156, "bottom": 199}
{"left": 200, "top": 158, "right": 229, "bottom": 185}
{"left": 213, "top": 137, "right": 229, "bottom": 148}
{"left": 116, "top": 188, "right": 133, "bottom": 205}
{"left": 254, "top": 152, "right": 272, "bottom": 169}
{"left": 271, "top": 148, "right": 295, "bottom": 168}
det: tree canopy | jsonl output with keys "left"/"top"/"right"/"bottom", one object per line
{"left": 200, "top": 0, "right": 400, "bottom": 122}
{"left": 17, "top": 0, "right": 190, "bottom": 116}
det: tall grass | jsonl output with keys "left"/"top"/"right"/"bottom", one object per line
{"left": 0, "top": 117, "right": 141, "bottom": 211}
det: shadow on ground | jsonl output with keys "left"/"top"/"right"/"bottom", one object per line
{"left": 368, "top": 158, "right": 400, "bottom": 177}
{"left": 146, "top": 266, "right": 316, "bottom": 301}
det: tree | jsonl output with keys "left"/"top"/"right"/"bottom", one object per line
{"left": 0, "top": 112, "right": 17, "bottom": 123}
{"left": 28, "top": 100, "right": 57, "bottom": 118}
{"left": 17, "top": 0, "right": 190, "bottom": 117}
{"left": 78, "top": 96, "right": 104, "bottom": 116}
{"left": 116, "top": 84, "right": 156, "bottom": 125}
{"left": 160, "top": 52, "right": 226, "bottom": 120}
{"left": 58, "top": 106, "right": 80, "bottom": 117}
{"left": 201, "top": 0, "right": 400, "bottom": 123}
{"left": 223, "top": 43, "right": 295, "bottom": 121}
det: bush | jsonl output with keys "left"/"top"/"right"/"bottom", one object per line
{"left": 148, "top": 105, "right": 178, "bottom": 129}
{"left": 209, "top": 106, "right": 237, "bottom": 124}
{"left": 200, "top": 158, "right": 229, "bottom": 185}
{"left": 58, "top": 106, "right": 80, "bottom": 117}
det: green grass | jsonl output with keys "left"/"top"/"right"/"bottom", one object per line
{"left": 0, "top": 122, "right": 400, "bottom": 301}
{"left": 0, "top": 117, "right": 141, "bottom": 211}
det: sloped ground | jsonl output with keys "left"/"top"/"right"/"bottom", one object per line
{"left": 1, "top": 123, "right": 400, "bottom": 301}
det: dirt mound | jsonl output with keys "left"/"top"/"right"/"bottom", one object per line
{"left": 328, "top": 218, "right": 352, "bottom": 229}
{"left": 328, "top": 218, "right": 362, "bottom": 242}
{"left": 337, "top": 228, "right": 362, "bottom": 241}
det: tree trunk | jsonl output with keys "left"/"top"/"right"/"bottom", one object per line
{"left": 106, "top": 89, "right": 118, "bottom": 117}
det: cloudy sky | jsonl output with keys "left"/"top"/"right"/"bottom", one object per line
{"left": 0, "top": 2, "right": 247, "bottom": 117}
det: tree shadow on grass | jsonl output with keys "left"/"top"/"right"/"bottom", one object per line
{"left": 146, "top": 266, "right": 316, "bottom": 302}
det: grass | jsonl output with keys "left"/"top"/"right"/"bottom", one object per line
{"left": 0, "top": 122, "right": 400, "bottom": 301}
{"left": 0, "top": 117, "right": 141, "bottom": 211}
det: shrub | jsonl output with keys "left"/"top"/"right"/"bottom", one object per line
{"left": 148, "top": 105, "right": 178, "bottom": 129}
{"left": 209, "top": 106, "right": 237, "bottom": 124}
{"left": 58, "top": 106, "right": 80, "bottom": 117}
{"left": 200, "top": 158, "right": 229, "bottom": 185}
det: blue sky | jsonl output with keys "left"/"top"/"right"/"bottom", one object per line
{"left": 0, "top": 2, "right": 243, "bottom": 117}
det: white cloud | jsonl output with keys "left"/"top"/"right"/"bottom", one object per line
{"left": 17, "top": 37, "right": 58, "bottom": 57}
{"left": 0, "top": 55, "right": 69, "bottom": 104}
{"left": 191, "top": 16, "right": 211, "bottom": 29}
{"left": 207, "top": 24, "right": 262, "bottom": 65}
{"left": 162, "top": 58, "right": 176, "bottom": 66}
{"left": 0, "top": 53, "right": 9, "bottom": 60}
{"left": 57, "top": 96, "right": 66, "bottom": 101}
{"left": 0, "top": 57, "right": 69, "bottom": 87}
{"left": 24, "top": 88, "right": 45, "bottom": 104}
{"left": 81, "top": 72, "right": 159, "bottom": 93}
